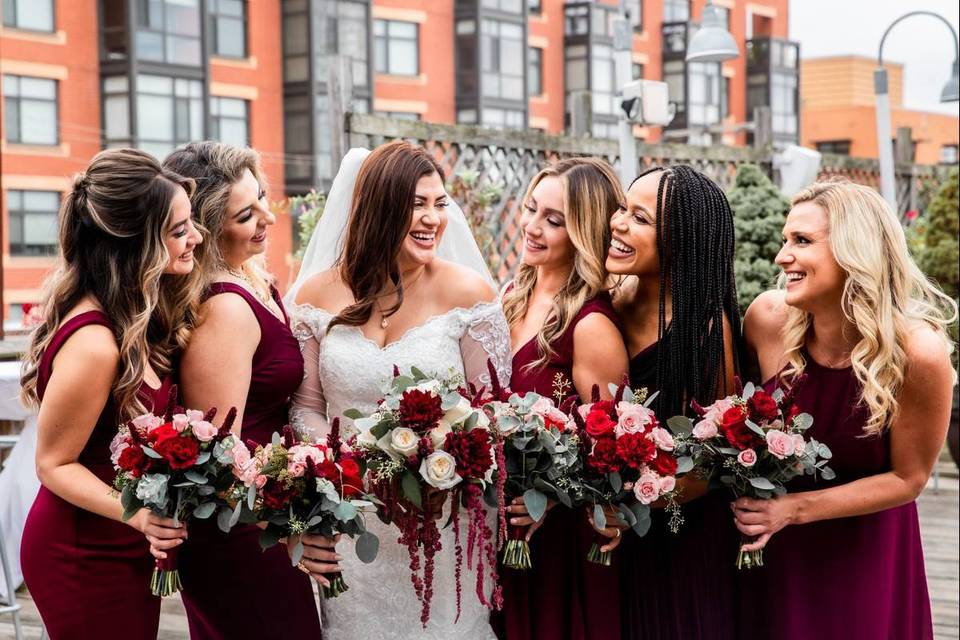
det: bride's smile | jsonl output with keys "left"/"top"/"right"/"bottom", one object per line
{"left": 400, "top": 171, "right": 449, "bottom": 269}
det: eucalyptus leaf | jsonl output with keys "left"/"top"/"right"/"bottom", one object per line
{"left": 192, "top": 502, "right": 216, "bottom": 519}
{"left": 820, "top": 466, "right": 836, "bottom": 481}
{"left": 793, "top": 413, "right": 814, "bottom": 431}
{"left": 355, "top": 531, "right": 380, "bottom": 564}
{"left": 745, "top": 419, "right": 765, "bottom": 437}
{"left": 141, "top": 445, "right": 162, "bottom": 459}
{"left": 343, "top": 408, "right": 364, "bottom": 420}
{"left": 676, "top": 456, "right": 694, "bottom": 474}
{"left": 217, "top": 506, "right": 234, "bottom": 533}
{"left": 742, "top": 382, "right": 756, "bottom": 399}
{"left": 748, "top": 476, "right": 776, "bottom": 491}
{"left": 643, "top": 390, "right": 660, "bottom": 408}
{"left": 771, "top": 388, "right": 785, "bottom": 403}
{"left": 410, "top": 366, "right": 426, "bottom": 379}
{"left": 290, "top": 540, "right": 305, "bottom": 565}
{"left": 630, "top": 503, "right": 651, "bottom": 537}
{"left": 401, "top": 470, "right": 422, "bottom": 509}
{"left": 195, "top": 452, "right": 211, "bottom": 465}
{"left": 334, "top": 500, "right": 358, "bottom": 521}
{"left": 666, "top": 415, "right": 694, "bottom": 436}
{"left": 391, "top": 375, "right": 415, "bottom": 392}
{"left": 593, "top": 503, "right": 606, "bottom": 531}
{"left": 184, "top": 470, "right": 208, "bottom": 484}
{"left": 228, "top": 500, "right": 242, "bottom": 528}
{"left": 464, "top": 412, "right": 479, "bottom": 431}
{"left": 523, "top": 488, "right": 548, "bottom": 522}
{"left": 617, "top": 502, "right": 638, "bottom": 527}
{"left": 608, "top": 471, "right": 622, "bottom": 494}
{"left": 247, "top": 483, "right": 256, "bottom": 510}
{"left": 271, "top": 432, "right": 282, "bottom": 446}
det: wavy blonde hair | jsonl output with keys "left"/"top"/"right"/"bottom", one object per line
{"left": 780, "top": 179, "right": 957, "bottom": 435}
{"left": 162, "top": 141, "right": 273, "bottom": 304}
{"left": 20, "top": 148, "right": 203, "bottom": 419}
{"left": 502, "top": 157, "right": 624, "bottom": 369}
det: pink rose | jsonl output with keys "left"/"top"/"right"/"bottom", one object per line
{"left": 658, "top": 474, "right": 676, "bottom": 493}
{"left": 287, "top": 444, "right": 325, "bottom": 478}
{"left": 633, "top": 472, "right": 661, "bottom": 505}
{"left": 737, "top": 448, "right": 757, "bottom": 467}
{"left": 692, "top": 419, "right": 719, "bottom": 440}
{"left": 190, "top": 420, "right": 218, "bottom": 442}
{"left": 132, "top": 413, "right": 163, "bottom": 432}
{"left": 703, "top": 397, "right": 735, "bottom": 424}
{"left": 109, "top": 430, "right": 129, "bottom": 465}
{"left": 791, "top": 434, "right": 806, "bottom": 455}
{"left": 185, "top": 409, "right": 204, "bottom": 422}
{"left": 765, "top": 429, "right": 796, "bottom": 459}
{"left": 172, "top": 414, "right": 190, "bottom": 432}
{"left": 254, "top": 474, "right": 268, "bottom": 489}
{"left": 650, "top": 427, "right": 675, "bottom": 451}
{"left": 530, "top": 397, "right": 555, "bottom": 416}
{"left": 615, "top": 402, "right": 657, "bottom": 437}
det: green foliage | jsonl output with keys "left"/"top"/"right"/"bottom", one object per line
{"left": 289, "top": 190, "right": 327, "bottom": 261}
{"left": 447, "top": 170, "right": 503, "bottom": 277}
{"left": 916, "top": 168, "right": 959, "bottom": 301}
{"left": 727, "top": 164, "right": 790, "bottom": 310}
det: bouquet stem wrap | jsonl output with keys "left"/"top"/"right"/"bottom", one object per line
{"left": 501, "top": 525, "right": 531, "bottom": 570}
{"left": 151, "top": 546, "right": 182, "bottom": 597}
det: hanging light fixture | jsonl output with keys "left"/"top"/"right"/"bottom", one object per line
{"left": 686, "top": 1, "right": 739, "bottom": 63}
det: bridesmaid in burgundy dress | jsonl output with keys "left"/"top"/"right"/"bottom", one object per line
{"left": 607, "top": 165, "right": 743, "bottom": 640}
{"left": 19, "top": 149, "right": 202, "bottom": 638}
{"left": 497, "top": 158, "right": 629, "bottom": 640}
{"left": 736, "top": 179, "right": 954, "bottom": 639}
{"left": 165, "top": 143, "right": 334, "bottom": 638}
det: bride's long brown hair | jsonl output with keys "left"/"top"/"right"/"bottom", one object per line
{"left": 329, "top": 141, "right": 444, "bottom": 331}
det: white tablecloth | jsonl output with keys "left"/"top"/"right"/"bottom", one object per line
{"left": 0, "top": 360, "right": 40, "bottom": 600}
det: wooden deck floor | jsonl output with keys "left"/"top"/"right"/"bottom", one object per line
{"left": 2, "top": 464, "right": 957, "bottom": 639}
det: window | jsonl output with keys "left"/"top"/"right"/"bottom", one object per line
{"left": 481, "top": 0, "right": 523, "bottom": 13}
{"left": 481, "top": 107, "right": 525, "bottom": 129}
{"left": 632, "top": 63, "right": 644, "bottom": 80}
{"left": 663, "top": 60, "right": 685, "bottom": 111}
{"left": 210, "top": 96, "right": 248, "bottom": 147}
{"left": 528, "top": 47, "right": 543, "bottom": 96}
{"left": 136, "top": 0, "right": 202, "bottom": 66}
{"left": 210, "top": 0, "right": 246, "bottom": 58}
{"left": 663, "top": 0, "right": 689, "bottom": 22}
{"left": 3, "top": 75, "right": 58, "bottom": 145}
{"left": 2, "top": 0, "right": 53, "bottom": 31}
{"left": 564, "top": 5, "right": 589, "bottom": 36}
{"left": 528, "top": 0, "right": 541, "bottom": 14}
{"left": 626, "top": 0, "right": 642, "bottom": 31}
{"left": 591, "top": 44, "right": 616, "bottom": 116}
{"left": 815, "top": 140, "right": 851, "bottom": 155}
{"left": 770, "top": 72, "right": 797, "bottom": 136}
{"left": 688, "top": 61, "right": 721, "bottom": 126}
{"left": 940, "top": 144, "right": 959, "bottom": 164}
{"left": 480, "top": 19, "right": 524, "bottom": 100}
{"left": 6, "top": 190, "right": 59, "bottom": 256}
{"left": 135, "top": 74, "right": 204, "bottom": 159}
{"left": 282, "top": 2, "right": 309, "bottom": 82}
{"left": 331, "top": 1, "right": 370, "bottom": 89}
{"left": 102, "top": 76, "right": 132, "bottom": 147}
{"left": 374, "top": 20, "right": 418, "bottom": 76}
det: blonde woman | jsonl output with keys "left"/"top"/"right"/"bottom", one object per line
{"left": 163, "top": 142, "right": 331, "bottom": 638}
{"left": 497, "top": 158, "right": 629, "bottom": 640}
{"left": 736, "top": 179, "right": 956, "bottom": 639}
{"left": 19, "top": 148, "right": 202, "bottom": 639}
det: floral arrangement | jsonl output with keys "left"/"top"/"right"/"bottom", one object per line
{"left": 231, "top": 422, "right": 378, "bottom": 597}
{"left": 348, "top": 367, "right": 502, "bottom": 627}
{"left": 486, "top": 388, "right": 581, "bottom": 570}
{"left": 111, "top": 386, "right": 244, "bottom": 596}
{"left": 670, "top": 378, "right": 834, "bottom": 569}
{"left": 573, "top": 383, "right": 688, "bottom": 565}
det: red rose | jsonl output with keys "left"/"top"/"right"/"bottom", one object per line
{"left": 592, "top": 400, "right": 614, "bottom": 416}
{"left": 719, "top": 406, "right": 763, "bottom": 451}
{"left": 444, "top": 429, "right": 493, "bottom": 481}
{"left": 615, "top": 433, "right": 657, "bottom": 469}
{"left": 147, "top": 423, "right": 178, "bottom": 445}
{"left": 153, "top": 435, "right": 200, "bottom": 470}
{"left": 338, "top": 459, "right": 364, "bottom": 497}
{"left": 585, "top": 409, "right": 616, "bottom": 438}
{"left": 261, "top": 479, "right": 297, "bottom": 510}
{"left": 588, "top": 436, "right": 619, "bottom": 473}
{"left": 747, "top": 390, "right": 779, "bottom": 422}
{"left": 118, "top": 445, "right": 148, "bottom": 476}
{"left": 651, "top": 451, "right": 678, "bottom": 476}
{"left": 399, "top": 389, "right": 444, "bottom": 434}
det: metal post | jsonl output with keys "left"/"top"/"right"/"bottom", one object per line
{"left": 613, "top": 5, "right": 636, "bottom": 185}
{"left": 568, "top": 91, "right": 593, "bottom": 137}
{"left": 874, "top": 69, "right": 897, "bottom": 207}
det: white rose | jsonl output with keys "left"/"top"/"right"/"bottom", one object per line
{"left": 413, "top": 380, "right": 442, "bottom": 395}
{"left": 650, "top": 427, "right": 676, "bottom": 451}
{"left": 440, "top": 397, "right": 474, "bottom": 429}
{"left": 428, "top": 423, "right": 451, "bottom": 449}
{"left": 355, "top": 429, "right": 378, "bottom": 448}
{"left": 419, "top": 451, "right": 462, "bottom": 490}
{"left": 390, "top": 427, "right": 420, "bottom": 457}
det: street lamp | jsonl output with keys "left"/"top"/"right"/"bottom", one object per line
{"left": 875, "top": 11, "right": 959, "bottom": 207}
{"left": 686, "top": 1, "right": 739, "bottom": 63}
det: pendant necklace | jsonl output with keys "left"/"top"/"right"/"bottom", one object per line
{"left": 375, "top": 269, "right": 425, "bottom": 329}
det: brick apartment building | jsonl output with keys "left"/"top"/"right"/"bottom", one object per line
{"left": 1, "top": 0, "right": 793, "bottom": 325}
{"left": 801, "top": 56, "right": 960, "bottom": 165}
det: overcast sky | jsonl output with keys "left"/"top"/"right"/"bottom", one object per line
{"left": 790, "top": 0, "right": 960, "bottom": 116}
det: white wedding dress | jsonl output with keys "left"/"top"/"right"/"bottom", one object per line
{"left": 289, "top": 300, "right": 511, "bottom": 640}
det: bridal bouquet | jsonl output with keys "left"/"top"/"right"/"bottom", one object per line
{"left": 348, "top": 367, "right": 502, "bottom": 627}
{"left": 111, "top": 386, "right": 244, "bottom": 596}
{"left": 231, "top": 422, "right": 378, "bottom": 597}
{"left": 573, "top": 383, "right": 688, "bottom": 565}
{"left": 486, "top": 389, "right": 582, "bottom": 570}
{"left": 669, "top": 378, "right": 833, "bottom": 569}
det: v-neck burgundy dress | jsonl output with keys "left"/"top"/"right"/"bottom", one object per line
{"left": 21, "top": 310, "right": 173, "bottom": 639}
{"left": 177, "top": 283, "right": 322, "bottom": 638}
{"left": 494, "top": 294, "right": 624, "bottom": 640}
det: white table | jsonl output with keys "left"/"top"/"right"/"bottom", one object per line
{"left": 0, "top": 361, "right": 40, "bottom": 601}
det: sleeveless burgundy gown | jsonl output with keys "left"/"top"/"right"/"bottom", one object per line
{"left": 619, "top": 336, "right": 740, "bottom": 640}
{"left": 738, "top": 351, "right": 933, "bottom": 640}
{"left": 494, "top": 294, "right": 623, "bottom": 640}
{"left": 178, "top": 283, "right": 322, "bottom": 638}
{"left": 21, "top": 310, "right": 173, "bottom": 639}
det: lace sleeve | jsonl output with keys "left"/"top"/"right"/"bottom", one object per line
{"left": 458, "top": 301, "right": 512, "bottom": 390}
{"left": 290, "top": 305, "right": 333, "bottom": 441}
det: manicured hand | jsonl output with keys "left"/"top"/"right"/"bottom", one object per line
{"left": 130, "top": 509, "right": 187, "bottom": 560}
{"left": 505, "top": 496, "right": 557, "bottom": 542}
{"left": 731, "top": 495, "right": 797, "bottom": 551}
{"left": 588, "top": 504, "right": 629, "bottom": 553}
{"left": 289, "top": 533, "right": 342, "bottom": 587}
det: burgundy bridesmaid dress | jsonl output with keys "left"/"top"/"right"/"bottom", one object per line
{"left": 738, "top": 351, "right": 933, "bottom": 640}
{"left": 495, "top": 294, "right": 623, "bottom": 640}
{"left": 619, "top": 336, "right": 740, "bottom": 640}
{"left": 21, "top": 310, "right": 173, "bottom": 639}
{"left": 178, "top": 283, "right": 322, "bottom": 638}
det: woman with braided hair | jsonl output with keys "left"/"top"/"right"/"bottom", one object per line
{"left": 607, "top": 164, "right": 742, "bottom": 639}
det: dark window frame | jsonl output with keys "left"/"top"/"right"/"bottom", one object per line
{"left": 3, "top": 74, "right": 59, "bottom": 145}
{"left": 134, "top": 74, "right": 205, "bottom": 158}
{"left": 374, "top": 19, "right": 419, "bottom": 76}
{"left": 6, "top": 189, "right": 60, "bottom": 256}
{"left": 134, "top": 0, "right": 203, "bottom": 67}
{"left": 528, "top": 46, "right": 543, "bottom": 96}
{"left": 815, "top": 140, "right": 851, "bottom": 155}
{"left": 2, "top": 0, "right": 54, "bottom": 32}
{"left": 210, "top": 95, "right": 249, "bottom": 147}
{"left": 209, "top": 0, "right": 247, "bottom": 59}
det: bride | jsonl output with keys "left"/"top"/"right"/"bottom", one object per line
{"left": 285, "top": 142, "right": 511, "bottom": 639}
